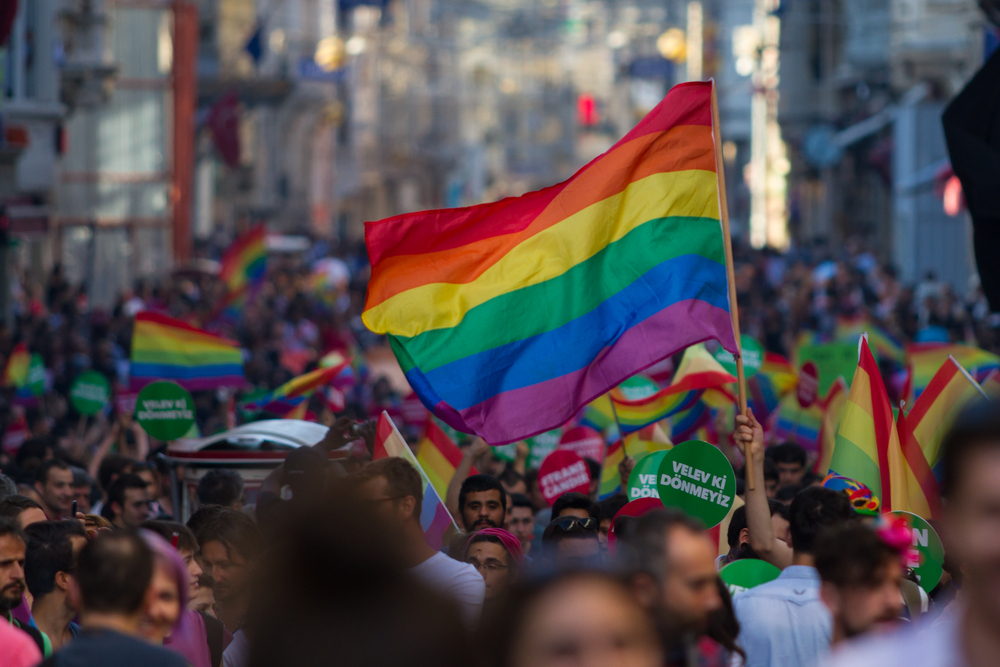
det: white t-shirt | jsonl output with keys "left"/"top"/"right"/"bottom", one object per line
{"left": 409, "top": 552, "right": 485, "bottom": 626}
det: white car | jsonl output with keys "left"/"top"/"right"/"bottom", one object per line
{"left": 165, "top": 420, "right": 352, "bottom": 521}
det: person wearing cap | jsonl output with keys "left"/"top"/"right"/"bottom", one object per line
{"left": 464, "top": 528, "right": 523, "bottom": 615}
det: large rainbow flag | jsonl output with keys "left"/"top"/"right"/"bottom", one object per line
{"left": 416, "top": 419, "right": 478, "bottom": 501}
{"left": 216, "top": 225, "right": 267, "bottom": 320}
{"left": 373, "top": 411, "right": 459, "bottom": 550}
{"left": 905, "top": 355, "right": 986, "bottom": 485}
{"left": 362, "top": 82, "right": 738, "bottom": 445}
{"left": 2, "top": 343, "right": 29, "bottom": 388}
{"left": 907, "top": 343, "right": 999, "bottom": 400}
{"left": 242, "top": 358, "right": 350, "bottom": 417}
{"left": 130, "top": 312, "right": 244, "bottom": 390}
{"left": 830, "top": 338, "right": 898, "bottom": 509}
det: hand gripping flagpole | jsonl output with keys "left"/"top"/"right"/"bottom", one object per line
{"left": 711, "top": 81, "right": 753, "bottom": 489}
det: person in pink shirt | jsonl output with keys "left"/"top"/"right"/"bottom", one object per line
{"left": 0, "top": 617, "right": 42, "bottom": 667}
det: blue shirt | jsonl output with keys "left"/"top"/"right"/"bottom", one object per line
{"left": 733, "top": 565, "right": 832, "bottom": 667}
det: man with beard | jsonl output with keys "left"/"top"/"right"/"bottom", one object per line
{"left": 0, "top": 517, "right": 48, "bottom": 656}
{"left": 619, "top": 509, "right": 726, "bottom": 666}
{"left": 458, "top": 475, "right": 506, "bottom": 533}
{"left": 356, "top": 458, "right": 484, "bottom": 625}
{"left": 814, "top": 523, "right": 903, "bottom": 645}
{"left": 195, "top": 509, "right": 262, "bottom": 634}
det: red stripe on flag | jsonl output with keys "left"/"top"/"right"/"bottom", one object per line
{"left": 859, "top": 339, "right": 894, "bottom": 511}
{"left": 897, "top": 409, "right": 943, "bottom": 518}
{"left": 373, "top": 413, "right": 394, "bottom": 460}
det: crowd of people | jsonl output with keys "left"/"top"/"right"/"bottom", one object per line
{"left": 0, "top": 234, "right": 997, "bottom": 667}
{"left": 0, "top": 398, "right": 996, "bottom": 667}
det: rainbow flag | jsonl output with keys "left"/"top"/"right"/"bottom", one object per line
{"left": 830, "top": 337, "right": 898, "bottom": 510}
{"left": 895, "top": 403, "right": 942, "bottom": 520}
{"left": 2, "top": 343, "right": 29, "bottom": 388}
{"left": 980, "top": 369, "right": 1000, "bottom": 399}
{"left": 908, "top": 343, "right": 999, "bottom": 400}
{"left": 905, "top": 355, "right": 986, "bottom": 485}
{"left": 670, "top": 344, "right": 738, "bottom": 392}
{"left": 130, "top": 312, "right": 245, "bottom": 391}
{"left": 773, "top": 394, "right": 823, "bottom": 454}
{"left": 580, "top": 393, "right": 617, "bottom": 433}
{"left": 242, "top": 358, "right": 350, "bottom": 417}
{"left": 362, "top": 82, "right": 738, "bottom": 445}
{"left": 835, "top": 315, "right": 905, "bottom": 364}
{"left": 610, "top": 384, "right": 702, "bottom": 433}
{"left": 373, "top": 411, "right": 459, "bottom": 550}
{"left": 598, "top": 425, "right": 672, "bottom": 499}
{"left": 416, "top": 419, "right": 479, "bottom": 501}
{"left": 670, "top": 400, "right": 710, "bottom": 442}
{"left": 749, "top": 353, "right": 798, "bottom": 422}
{"left": 816, "top": 377, "right": 849, "bottom": 475}
{"left": 217, "top": 226, "right": 267, "bottom": 320}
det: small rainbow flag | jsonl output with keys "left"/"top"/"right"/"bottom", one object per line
{"left": 130, "top": 312, "right": 244, "bottom": 391}
{"left": 217, "top": 225, "right": 267, "bottom": 320}
{"left": 364, "top": 82, "right": 739, "bottom": 446}
{"left": 908, "top": 343, "right": 999, "bottom": 400}
{"left": 598, "top": 425, "right": 672, "bottom": 499}
{"left": 816, "top": 377, "right": 849, "bottom": 475}
{"left": 670, "top": 343, "right": 738, "bottom": 392}
{"left": 2, "top": 343, "right": 30, "bottom": 388}
{"left": 243, "top": 358, "right": 350, "bottom": 417}
{"left": 670, "top": 400, "right": 710, "bottom": 442}
{"left": 610, "top": 384, "right": 702, "bottom": 433}
{"left": 773, "top": 393, "right": 823, "bottom": 454}
{"left": 373, "top": 411, "right": 459, "bottom": 550}
{"left": 416, "top": 419, "right": 478, "bottom": 501}
{"left": 835, "top": 315, "right": 905, "bottom": 364}
{"left": 905, "top": 355, "right": 986, "bottom": 485}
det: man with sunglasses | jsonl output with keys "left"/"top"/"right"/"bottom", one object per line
{"left": 541, "top": 515, "right": 602, "bottom": 565}
{"left": 356, "top": 458, "right": 484, "bottom": 625}
{"left": 104, "top": 474, "right": 153, "bottom": 530}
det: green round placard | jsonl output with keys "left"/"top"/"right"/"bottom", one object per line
{"left": 135, "top": 381, "right": 195, "bottom": 441}
{"left": 626, "top": 450, "right": 670, "bottom": 501}
{"left": 26, "top": 354, "right": 46, "bottom": 397}
{"left": 527, "top": 429, "right": 563, "bottom": 469}
{"left": 656, "top": 440, "right": 737, "bottom": 528}
{"left": 720, "top": 559, "right": 782, "bottom": 597}
{"left": 889, "top": 510, "right": 944, "bottom": 594}
{"left": 69, "top": 371, "right": 111, "bottom": 416}
{"left": 713, "top": 334, "right": 764, "bottom": 379}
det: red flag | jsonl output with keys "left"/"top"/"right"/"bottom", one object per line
{"left": 207, "top": 91, "right": 241, "bottom": 167}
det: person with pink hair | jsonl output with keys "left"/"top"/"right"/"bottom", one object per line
{"left": 464, "top": 527, "right": 524, "bottom": 615}
{"left": 139, "top": 530, "right": 217, "bottom": 667}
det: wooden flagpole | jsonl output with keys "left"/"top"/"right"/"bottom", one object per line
{"left": 710, "top": 81, "right": 753, "bottom": 489}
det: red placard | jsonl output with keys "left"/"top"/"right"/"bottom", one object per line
{"left": 558, "top": 426, "right": 605, "bottom": 463}
{"left": 607, "top": 497, "right": 662, "bottom": 553}
{"left": 797, "top": 361, "right": 819, "bottom": 408}
{"left": 538, "top": 450, "right": 591, "bottom": 506}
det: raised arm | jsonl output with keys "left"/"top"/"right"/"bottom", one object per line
{"left": 734, "top": 410, "right": 792, "bottom": 569}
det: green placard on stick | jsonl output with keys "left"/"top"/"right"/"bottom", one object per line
{"left": 720, "top": 558, "right": 781, "bottom": 597}
{"left": 69, "top": 371, "right": 111, "bottom": 416}
{"left": 797, "top": 341, "right": 866, "bottom": 397}
{"left": 136, "top": 381, "right": 195, "bottom": 441}
{"left": 889, "top": 510, "right": 944, "bottom": 594}
{"left": 657, "top": 440, "right": 736, "bottom": 528}
{"left": 626, "top": 450, "right": 670, "bottom": 501}
{"left": 26, "top": 354, "right": 46, "bottom": 397}
{"left": 713, "top": 335, "right": 764, "bottom": 379}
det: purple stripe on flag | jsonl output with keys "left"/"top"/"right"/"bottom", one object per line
{"left": 456, "top": 299, "right": 734, "bottom": 445}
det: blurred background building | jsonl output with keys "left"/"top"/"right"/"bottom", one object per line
{"left": 0, "top": 0, "right": 996, "bottom": 313}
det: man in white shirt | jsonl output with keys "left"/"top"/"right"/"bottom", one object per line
{"left": 356, "top": 458, "right": 484, "bottom": 625}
